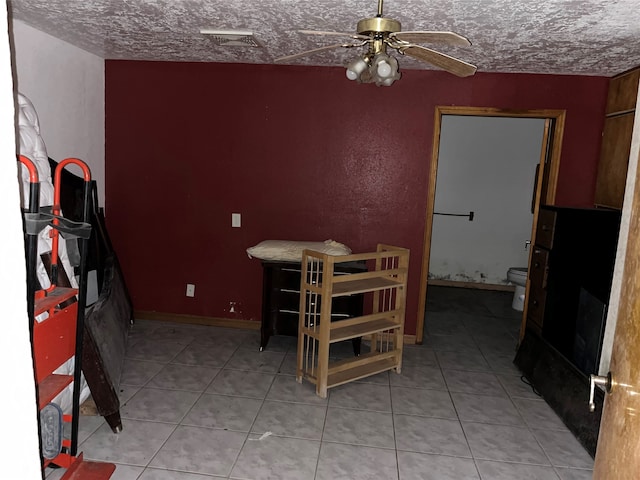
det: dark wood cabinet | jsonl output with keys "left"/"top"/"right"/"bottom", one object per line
{"left": 526, "top": 206, "right": 620, "bottom": 366}
{"left": 517, "top": 205, "right": 621, "bottom": 456}
{"left": 260, "top": 260, "right": 366, "bottom": 351}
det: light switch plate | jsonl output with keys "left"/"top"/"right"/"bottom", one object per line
{"left": 232, "top": 213, "right": 241, "bottom": 228}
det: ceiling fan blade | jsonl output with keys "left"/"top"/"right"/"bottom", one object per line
{"left": 275, "top": 43, "right": 354, "bottom": 63}
{"left": 391, "top": 31, "right": 471, "bottom": 46}
{"left": 398, "top": 45, "right": 477, "bottom": 77}
{"left": 298, "top": 30, "right": 370, "bottom": 41}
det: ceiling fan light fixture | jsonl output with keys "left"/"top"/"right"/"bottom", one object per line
{"left": 345, "top": 52, "right": 400, "bottom": 86}
{"left": 286, "top": 0, "right": 475, "bottom": 84}
{"left": 346, "top": 56, "right": 369, "bottom": 81}
{"left": 373, "top": 53, "right": 392, "bottom": 77}
{"left": 372, "top": 53, "right": 400, "bottom": 86}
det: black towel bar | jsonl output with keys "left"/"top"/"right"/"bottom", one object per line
{"left": 434, "top": 211, "right": 474, "bottom": 221}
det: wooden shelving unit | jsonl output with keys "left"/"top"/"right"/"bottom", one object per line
{"left": 296, "top": 244, "right": 409, "bottom": 397}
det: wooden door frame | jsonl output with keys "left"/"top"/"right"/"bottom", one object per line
{"left": 415, "top": 106, "right": 567, "bottom": 343}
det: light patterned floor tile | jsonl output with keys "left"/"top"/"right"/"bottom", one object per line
{"left": 266, "top": 374, "right": 328, "bottom": 405}
{"left": 229, "top": 435, "right": 320, "bottom": 480}
{"left": 316, "top": 442, "right": 399, "bottom": 480}
{"left": 120, "top": 387, "right": 200, "bottom": 423}
{"left": 150, "top": 425, "right": 246, "bottom": 476}
{"left": 323, "top": 407, "right": 396, "bottom": 449}
{"left": 147, "top": 363, "right": 219, "bottom": 392}
{"left": 475, "top": 459, "right": 560, "bottom": 479}
{"left": 171, "top": 343, "right": 237, "bottom": 368}
{"left": 436, "top": 349, "right": 492, "bottom": 372}
{"left": 513, "top": 397, "right": 568, "bottom": 430}
{"left": 138, "top": 468, "right": 217, "bottom": 479}
{"left": 462, "top": 422, "right": 550, "bottom": 464}
{"left": 531, "top": 429, "right": 594, "bottom": 469}
{"left": 181, "top": 393, "right": 263, "bottom": 431}
{"left": 251, "top": 400, "right": 326, "bottom": 440}
{"left": 402, "top": 346, "right": 439, "bottom": 367}
{"left": 126, "top": 338, "right": 186, "bottom": 363}
{"left": 389, "top": 364, "right": 447, "bottom": 390}
{"left": 451, "top": 392, "right": 525, "bottom": 426}
{"left": 225, "top": 348, "right": 285, "bottom": 373}
{"left": 397, "top": 451, "right": 479, "bottom": 480}
{"left": 555, "top": 467, "right": 593, "bottom": 480}
{"left": 120, "top": 359, "right": 165, "bottom": 387}
{"left": 497, "top": 373, "right": 543, "bottom": 399}
{"left": 394, "top": 414, "right": 471, "bottom": 457}
{"left": 81, "top": 419, "right": 176, "bottom": 466}
{"left": 443, "top": 369, "right": 507, "bottom": 397}
{"left": 108, "top": 464, "right": 146, "bottom": 480}
{"left": 329, "top": 382, "right": 392, "bottom": 412}
{"left": 206, "top": 368, "right": 275, "bottom": 398}
{"left": 391, "top": 386, "right": 457, "bottom": 418}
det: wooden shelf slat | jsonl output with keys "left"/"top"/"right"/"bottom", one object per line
{"left": 300, "top": 311, "right": 402, "bottom": 341}
{"left": 327, "top": 353, "right": 399, "bottom": 388}
{"left": 331, "top": 276, "right": 402, "bottom": 296}
{"left": 330, "top": 317, "right": 401, "bottom": 343}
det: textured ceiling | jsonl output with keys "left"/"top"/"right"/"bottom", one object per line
{"left": 8, "top": 0, "right": 640, "bottom": 76}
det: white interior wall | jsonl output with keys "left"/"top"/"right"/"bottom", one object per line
{"left": 9, "top": 19, "right": 105, "bottom": 206}
{"left": 1, "top": 11, "right": 42, "bottom": 480}
{"left": 429, "top": 115, "right": 545, "bottom": 285}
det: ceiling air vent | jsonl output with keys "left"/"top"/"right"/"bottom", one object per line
{"left": 199, "top": 29, "right": 262, "bottom": 47}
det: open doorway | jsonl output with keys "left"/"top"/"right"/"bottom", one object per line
{"left": 416, "top": 107, "right": 567, "bottom": 343}
{"left": 428, "top": 115, "right": 545, "bottom": 286}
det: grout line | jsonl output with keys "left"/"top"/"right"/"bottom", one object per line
{"left": 226, "top": 346, "right": 281, "bottom": 478}
{"left": 389, "top": 372, "right": 403, "bottom": 480}
{"left": 313, "top": 379, "right": 331, "bottom": 480}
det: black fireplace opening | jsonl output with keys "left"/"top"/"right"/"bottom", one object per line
{"left": 572, "top": 287, "right": 608, "bottom": 376}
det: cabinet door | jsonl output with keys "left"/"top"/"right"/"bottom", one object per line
{"left": 605, "top": 68, "right": 640, "bottom": 115}
{"left": 595, "top": 113, "right": 636, "bottom": 209}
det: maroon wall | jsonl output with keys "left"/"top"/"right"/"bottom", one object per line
{"left": 105, "top": 60, "right": 608, "bottom": 335}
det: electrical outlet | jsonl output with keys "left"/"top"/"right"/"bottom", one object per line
{"left": 232, "top": 213, "right": 241, "bottom": 228}
{"left": 186, "top": 283, "right": 195, "bottom": 297}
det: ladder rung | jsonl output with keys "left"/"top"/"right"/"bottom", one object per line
{"left": 34, "top": 287, "right": 78, "bottom": 316}
{"left": 38, "top": 374, "right": 73, "bottom": 409}
{"left": 61, "top": 453, "right": 116, "bottom": 480}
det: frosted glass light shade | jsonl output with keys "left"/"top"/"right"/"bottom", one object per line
{"left": 346, "top": 69, "right": 359, "bottom": 80}
{"left": 377, "top": 60, "right": 392, "bottom": 78}
{"left": 346, "top": 57, "right": 368, "bottom": 81}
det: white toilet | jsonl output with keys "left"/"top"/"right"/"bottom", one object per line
{"left": 507, "top": 267, "right": 528, "bottom": 311}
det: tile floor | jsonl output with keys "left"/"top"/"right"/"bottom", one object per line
{"left": 46, "top": 286, "right": 594, "bottom": 479}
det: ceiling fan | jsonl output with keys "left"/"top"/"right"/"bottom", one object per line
{"left": 275, "top": 0, "right": 477, "bottom": 86}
